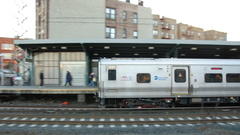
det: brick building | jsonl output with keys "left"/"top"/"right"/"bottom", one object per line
{"left": 0, "top": 37, "right": 21, "bottom": 70}
{"left": 152, "top": 15, "right": 178, "bottom": 39}
{"left": 36, "top": 0, "right": 227, "bottom": 41}
{"left": 178, "top": 23, "right": 204, "bottom": 40}
{"left": 204, "top": 30, "right": 227, "bottom": 41}
{"left": 160, "top": 16, "right": 178, "bottom": 39}
{"left": 36, "top": 0, "right": 152, "bottom": 39}
{"left": 106, "top": 0, "right": 152, "bottom": 39}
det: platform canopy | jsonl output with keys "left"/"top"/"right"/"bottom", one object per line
{"left": 14, "top": 39, "right": 240, "bottom": 59}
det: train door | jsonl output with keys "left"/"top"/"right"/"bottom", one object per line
{"left": 171, "top": 67, "right": 189, "bottom": 95}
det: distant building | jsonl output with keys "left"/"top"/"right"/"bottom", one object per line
{"left": 161, "top": 17, "right": 178, "bottom": 40}
{"left": 106, "top": 0, "right": 152, "bottom": 39}
{"left": 36, "top": 0, "right": 227, "bottom": 41}
{"left": 0, "top": 37, "right": 22, "bottom": 71}
{"left": 204, "top": 30, "right": 227, "bottom": 41}
{"left": 36, "top": 0, "right": 152, "bottom": 39}
{"left": 36, "top": 0, "right": 106, "bottom": 39}
{"left": 178, "top": 23, "right": 204, "bottom": 40}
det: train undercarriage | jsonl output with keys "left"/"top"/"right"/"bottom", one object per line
{"left": 99, "top": 97, "right": 240, "bottom": 108}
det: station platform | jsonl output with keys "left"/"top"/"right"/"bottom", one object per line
{"left": 0, "top": 86, "right": 98, "bottom": 94}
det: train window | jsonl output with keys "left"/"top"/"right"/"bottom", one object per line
{"left": 137, "top": 73, "right": 151, "bottom": 83}
{"left": 205, "top": 74, "right": 222, "bottom": 83}
{"left": 108, "top": 70, "right": 116, "bottom": 80}
{"left": 174, "top": 69, "right": 186, "bottom": 83}
{"left": 226, "top": 74, "right": 240, "bottom": 83}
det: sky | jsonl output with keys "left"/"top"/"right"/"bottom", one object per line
{"left": 0, "top": 0, "right": 239, "bottom": 41}
{"left": 143, "top": 0, "right": 240, "bottom": 41}
{"left": 0, "top": 0, "right": 35, "bottom": 39}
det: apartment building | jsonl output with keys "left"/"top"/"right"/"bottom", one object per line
{"left": 106, "top": 0, "right": 152, "bottom": 39}
{"left": 152, "top": 15, "right": 177, "bottom": 40}
{"left": 36, "top": 0, "right": 226, "bottom": 40}
{"left": 36, "top": 0, "right": 48, "bottom": 39}
{"left": 178, "top": 23, "right": 204, "bottom": 40}
{"left": 36, "top": 0, "right": 152, "bottom": 39}
{"left": 177, "top": 24, "right": 227, "bottom": 41}
{"left": 151, "top": 19, "right": 226, "bottom": 41}
{"left": 161, "top": 16, "right": 177, "bottom": 40}
{"left": 204, "top": 30, "right": 227, "bottom": 41}
{"left": 152, "top": 15, "right": 161, "bottom": 39}
{"left": 36, "top": 0, "right": 105, "bottom": 39}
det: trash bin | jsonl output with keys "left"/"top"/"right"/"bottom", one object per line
{"left": 5, "top": 77, "right": 14, "bottom": 86}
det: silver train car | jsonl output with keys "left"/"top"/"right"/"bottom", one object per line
{"left": 98, "top": 58, "right": 240, "bottom": 107}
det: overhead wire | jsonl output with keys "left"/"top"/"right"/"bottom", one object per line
{"left": 38, "top": 17, "right": 167, "bottom": 26}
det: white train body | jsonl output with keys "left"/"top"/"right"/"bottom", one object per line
{"left": 98, "top": 58, "right": 240, "bottom": 107}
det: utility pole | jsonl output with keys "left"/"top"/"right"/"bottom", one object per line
{"left": 0, "top": 54, "right": 4, "bottom": 86}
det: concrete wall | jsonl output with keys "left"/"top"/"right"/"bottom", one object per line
{"left": 138, "top": 6, "right": 153, "bottom": 39}
{"left": 49, "top": 0, "right": 105, "bottom": 39}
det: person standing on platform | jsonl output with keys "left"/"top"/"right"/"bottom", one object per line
{"left": 39, "top": 71, "right": 44, "bottom": 87}
{"left": 88, "top": 72, "right": 96, "bottom": 87}
{"left": 64, "top": 71, "right": 73, "bottom": 86}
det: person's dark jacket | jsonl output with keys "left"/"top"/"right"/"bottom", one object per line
{"left": 40, "top": 72, "right": 44, "bottom": 80}
{"left": 66, "top": 72, "right": 72, "bottom": 82}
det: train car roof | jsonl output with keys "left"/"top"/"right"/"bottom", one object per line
{"left": 99, "top": 58, "right": 240, "bottom": 65}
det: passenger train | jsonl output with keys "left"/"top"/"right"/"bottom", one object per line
{"left": 97, "top": 58, "right": 240, "bottom": 108}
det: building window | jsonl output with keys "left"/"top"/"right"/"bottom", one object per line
{"left": 153, "top": 20, "right": 158, "bottom": 26}
{"left": 37, "top": 0, "right": 41, "bottom": 7}
{"left": 123, "top": 11, "right": 127, "bottom": 20}
{"left": 2, "top": 53, "right": 12, "bottom": 59}
{"left": 106, "top": 27, "right": 116, "bottom": 39}
{"left": 166, "top": 32, "right": 169, "bottom": 38}
{"left": 106, "top": 8, "right": 116, "bottom": 19}
{"left": 161, "top": 22, "right": 164, "bottom": 27}
{"left": 165, "top": 23, "right": 169, "bottom": 28}
{"left": 123, "top": 29, "right": 127, "bottom": 38}
{"left": 205, "top": 74, "right": 222, "bottom": 83}
{"left": 172, "top": 24, "right": 175, "bottom": 30}
{"left": 1, "top": 44, "right": 14, "bottom": 50}
{"left": 153, "top": 30, "right": 158, "bottom": 37}
{"left": 161, "top": 32, "right": 164, "bottom": 37}
{"left": 133, "top": 13, "right": 138, "bottom": 24}
{"left": 182, "top": 29, "right": 186, "bottom": 34}
{"left": 137, "top": 73, "right": 150, "bottom": 83}
{"left": 133, "top": 31, "right": 138, "bottom": 39}
{"left": 172, "top": 34, "right": 175, "bottom": 39}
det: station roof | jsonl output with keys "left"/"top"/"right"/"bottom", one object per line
{"left": 14, "top": 39, "right": 240, "bottom": 59}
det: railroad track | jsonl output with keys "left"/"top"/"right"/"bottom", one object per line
{"left": 0, "top": 106, "right": 239, "bottom": 127}
{"left": 0, "top": 105, "right": 239, "bottom": 112}
{"left": 0, "top": 111, "right": 239, "bottom": 126}
{"left": 0, "top": 118, "right": 240, "bottom": 126}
